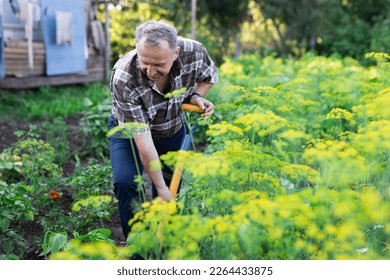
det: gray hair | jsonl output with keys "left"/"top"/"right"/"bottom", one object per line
{"left": 135, "top": 20, "right": 178, "bottom": 52}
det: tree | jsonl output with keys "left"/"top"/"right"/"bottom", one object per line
{"left": 102, "top": 0, "right": 190, "bottom": 63}
{"left": 104, "top": 0, "right": 252, "bottom": 65}
{"left": 252, "top": 0, "right": 390, "bottom": 59}
{"left": 253, "top": 0, "right": 337, "bottom": 56}
{"left": 199, "top": 0, "right": 251, "bottom": 61}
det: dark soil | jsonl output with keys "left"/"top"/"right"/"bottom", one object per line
{"left": 0, "top": 115, "right": 125, "bottom": 259}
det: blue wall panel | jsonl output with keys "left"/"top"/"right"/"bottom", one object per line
{"left": 41, "top": 0, "right": 86, "bottom": 76}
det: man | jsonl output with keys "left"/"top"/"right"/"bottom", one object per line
{"left": 108, "top": 20, "right": 218, "bottom": 239}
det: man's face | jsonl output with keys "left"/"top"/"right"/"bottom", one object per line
{"left": 136, "top": 38, "right": 178, "bottom": 82}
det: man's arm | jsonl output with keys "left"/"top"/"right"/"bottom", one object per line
{"left": 134, "top": 131, "right": 172, "bottom": 201}
{"left": 194, "top": 81, "right": 214, "bottom": 97}
{"left": 191, "top": 81, "right": 215, "bottom": 118}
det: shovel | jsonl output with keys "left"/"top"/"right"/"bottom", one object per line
{"left": 156, "top": 104, "right": 205, "bottom": 247}
{"left": 169, "top": 104, "right": 205, "bottom": 198}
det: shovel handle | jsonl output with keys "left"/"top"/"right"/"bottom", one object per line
{"left": 182, "top": 104, "right": 205, "bottom": 114}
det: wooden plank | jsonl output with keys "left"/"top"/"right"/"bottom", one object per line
{"left": 5, "top": 66, "right": 45, "bottom": 72}
{"left": 5, "top": 53, "right": 45, "bottom": 59}
{"left": 5, "top": 54, "right": 45, "bottom": 60}
{"left": 5, "top": 70, "right": 45, "bottom": 78}
{"left": 5, "top": 63, "right": 45, "bottom": 71}
{"left": 5, "top": 60, "right": 45, "bottom": 67}
{"left": 0, "top": 72, "right": 105, "bottom": 89}
{"left": 4, "top": 48, "right": 45, "bottom": 55}
{"left": 5, "top": 66, "right": 45, "bottom": 73}
{"left": 4, "top": 40, "right": 45, "bottom": 49}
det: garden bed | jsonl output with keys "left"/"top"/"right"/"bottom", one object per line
{"left": 0, "top": 115, "right": 125, "bottom": 259}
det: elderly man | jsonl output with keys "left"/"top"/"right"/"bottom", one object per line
{"left": 108, "top": 20, "right": 218, "bottom": 239}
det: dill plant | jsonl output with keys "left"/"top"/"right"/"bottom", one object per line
{"left": 47, "top": 53, "right": 390, "bottom": 260}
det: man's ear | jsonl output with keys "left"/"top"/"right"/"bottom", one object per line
{"left": 174, "top": 47, "right": 180, "bottom": 59}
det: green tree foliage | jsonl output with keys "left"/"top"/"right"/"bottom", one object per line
{"left": 252, "top": 0, "right": 390, "bottom": 59}
{"left": 199, "top": 0, "right": 251, "bottom": 63}
{"left": 104, "top": 0, "right": 389, "bottom": 66}
{"left": 253, "top": 0, "right": 326, "bottom": 56}
{"left": 103, "top": 0, "right": 194, "bottom": 64}
{"left": 103, "top": 0, "right": 251, "bottom": 65}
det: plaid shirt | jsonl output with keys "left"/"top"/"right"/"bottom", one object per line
{"left": 110, "top": 37, "right": 218, "bottom": 139}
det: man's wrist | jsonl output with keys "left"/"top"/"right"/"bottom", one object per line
{"left": 191, "top": 92, "right": 203, "bottom": 98}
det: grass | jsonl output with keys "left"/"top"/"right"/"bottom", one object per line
{"left": 0, "top": 82, "right": 110, "bottom": 121}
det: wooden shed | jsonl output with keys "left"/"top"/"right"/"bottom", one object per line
{"left": 0, "top": 0, "right": 111, "bottom": 89}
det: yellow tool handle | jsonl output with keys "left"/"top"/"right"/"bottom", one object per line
{"left": 182, "top": 104, "right": 205, "bottom": 114}
{"left": 169, "top": 162, "right": 184, "bottom": 198}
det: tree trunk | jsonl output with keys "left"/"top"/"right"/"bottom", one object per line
{"left": 234, "top": 33, "right": 240, "bottom": 59}
{"left": 270, "top": 17, "right": 287, "bottom": 57}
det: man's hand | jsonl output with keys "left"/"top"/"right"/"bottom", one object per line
{"left": 190, "top": 95, "right": 214, "bottom": 120}
{"left": 156, "top": 186, "right": 172, "bottom": 201}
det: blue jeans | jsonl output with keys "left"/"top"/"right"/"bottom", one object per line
{"left": 108, "top": 115, "right": 186, "bottom": 239}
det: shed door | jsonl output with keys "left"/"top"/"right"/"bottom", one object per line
{"left": 41, "top": 0, "right": 86, "bottom": 76}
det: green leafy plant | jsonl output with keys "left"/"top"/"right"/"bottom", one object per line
{"left": 41, "top": 117, "right": 70, "bottom": 165}
{"left": 79, "top": 97, "right": 111, "bottom": 157}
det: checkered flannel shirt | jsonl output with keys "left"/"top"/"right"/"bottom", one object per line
{"left": 110, "top": 37, "right": 218, "bottom": 139}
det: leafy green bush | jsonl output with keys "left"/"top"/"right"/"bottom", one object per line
{"left": 79, "top": 97, "right": 111, "bottom": 157}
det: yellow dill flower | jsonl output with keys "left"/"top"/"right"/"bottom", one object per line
{"left": 106, "top": 122, "right": 149, "bottom": 138}
{"left": 234, "top": 112, "right": 288, "bottom": 137}
{"left": 207, "top": 121, "right": 244, "bottom": 137}
{"left": 141, "top": 201, "right": 151, "bottom": 208}
{"left": 149, "top": 159, "right": 162, "bottom": 171}
{"left": 337, "top": 221, "right": 363, "bottom": 241}
{"left": 333, "top": 200, "right": 357, "bottom": 218}
{"left": 215, "top": 221, "right": 229, "bottom": 233}
{"left": 166, "top": 247, "right": 187, "bottom": 260}
{"left": 50, "top": 251, "right": 83, "bottom": 260}
{"left": 352, "top": 89, "right": 390, "bottom": 120}
{"left": 365, "top": 52, "right": 390, "bottom": 60}
{"left": 303, "top": 140, "right": 368, "bottom": 187}
{"left": 220, "top": 58, "right": 244, "bottom": 76}
{"left": 269, "top": 225, "right": 284, "bottom": 239}
{"left": 186, "top": 154, "right": 230, "bottom": 178}
{"left": 222, "top": 140, "right": 247, "bottom": 155}
{"left": 324, "top": 225, "right": 337, "bottom": 235}
{"left": 306, "top": 226, "right": 320, "bottom": 238}
{"left": 360, "top": 190, "right": 388, "bottom": 223}
{"left": 50, "top": 240, "right": 119, "bottom": 260}
{"left": 294, "top": 239, "right": 306, "bottom": 250}
{"left": 353, "top": 120, "right": 390, "bottom": 156}
{"left": 326, "top": 108, "right": 355, "bottom": 125}
{"left": 280, "top": 129, "right": 311, "bottom": 142}
{"left": 324, "top": 240, "right": 337, "bottom": 251}
{"left": 215, "top": 103, "right": 239, "bottom": 114}
{"left": 294, "top": 214, "right": 311, "bottom": 227}
{"left": 71, "top": 195, "right": 114, "bottom": 212}
{"left": 280, "top": 164, "right": 319, "bottom": 185}
{"left": 252, "top": 172, "right": 280, "bottom": 187}
{"left": 164, "top": 87, "right": 186, "bottom": 98}
{"left": 187, "top": 241, "right": 199, "bottom": 252}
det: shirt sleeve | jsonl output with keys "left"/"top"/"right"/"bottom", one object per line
{"left": 110, "top": 69, "right": 150, "bottom": 135}
{"left": 197, "top": 44, "right": 219, "bottom": 84}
